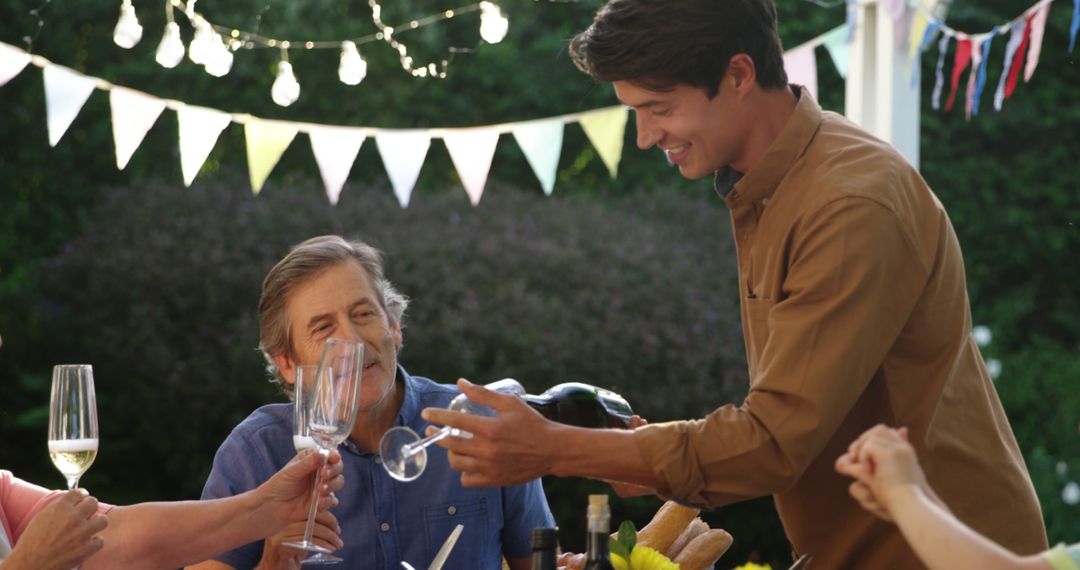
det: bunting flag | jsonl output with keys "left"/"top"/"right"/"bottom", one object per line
{"left": 308, "top": 125, "right": 366, "bottom": 205}
{"left": 109, "top": 86, "right": 166, "bottom": 170}
{"left": 971, "top": 30, "right": 998, "bottom": 117}
{"left": 783, "top": 44, "right": 819, "bottom": 101}
{"left": 1024, "top": 2, "right": 1052, "bottom": 82}
{"left": 964, "top": 36, "right": 984, "bottom": 119}
{"left": 244, "top": 119, "right": 299, "bottom": 195}
{"left": 375, "top": 130, "right": 431, "bottom": 208}
{"left": 43, "top": 64, "right": 98, "bottom": 147}
{"left": 1006, "top": 16, "right": 1034, "bottom": 99}
{"left": 177, "top": 105, "right": 231, "bottom": 187}
{"left": 995, "top": 21, "right": 1028, "bottom": 110}
{"left": 909, "top": 19, "right": 942, "bottom": 87}
{"left": 512, "top": 119, "right": 564, "bottom": 195}
{"left": 882, "top": 0, "right": 911, "bottom": 50}
{"left": 822, "top": 26, "right": 850, "bottom": 79}
{"left": 579, "top": 107, "right": 628, "bottom": 179}
{"left": 945, "top": 38, "right": 973, "bottom": 112}
{"left": 931, "top": 33, "right": 950, "bottom": 110}
{"left": 1071, "top": 0, "right": 1079, "bottom": 52}
{"left": 442, "top": 128, "right": 501, "bottom": 206}
{"left": 0, "top": 42, "right": 30, "bottom": 87}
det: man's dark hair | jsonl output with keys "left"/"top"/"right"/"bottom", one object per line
{"left": 569, "top": 0, "right": 788, "bottom": 97}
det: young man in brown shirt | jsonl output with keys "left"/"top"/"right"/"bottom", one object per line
{"left": 424, "top": 0, "right": 1048, "bottom": 567}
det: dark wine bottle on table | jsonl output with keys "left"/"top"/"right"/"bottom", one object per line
{"left": 523, "top": 382, "right": 634, "bottom": 428}
{"left": 530, "top": 527, "right": 559, "bottom": 570}
{"left": 584, "top": 494, "right": 616, "bottom": 570}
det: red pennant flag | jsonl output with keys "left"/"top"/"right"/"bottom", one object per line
{"left": 1005, "top": 14, "right": 1033, "bottom": 99}
{"left": 945, "top": 38, "right": 973, "bottom": 112}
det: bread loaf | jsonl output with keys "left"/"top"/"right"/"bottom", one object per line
{"left": 672, "top": 529, "right": 733, "bottom": 570}
{"left": 663, "top": 517, "right": 710, "bottom": 560}
{"left": 635, "top": 501, "right": 701, "bottom": 554}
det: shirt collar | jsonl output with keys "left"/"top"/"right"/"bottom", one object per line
{"left": 714, "top": 85, "right": 823, "bottom": 204}
{"left": 395, "top": 365, "right": 425, "bottom": 429}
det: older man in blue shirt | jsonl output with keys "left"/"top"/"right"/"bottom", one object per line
{"left": 189, "top": 236, "right": 553, "bottom": 570}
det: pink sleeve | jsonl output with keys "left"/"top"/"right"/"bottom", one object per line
{"left": 1, "top": 470, "right": 113, "bottom": 545}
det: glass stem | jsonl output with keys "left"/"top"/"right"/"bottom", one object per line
{"left": 300, "top": 448, "right": 330, "bottom": 544}
{"left": 403, "top": 426, "right": 452, "bottom": 458}
{"left": 67, "top": 476, "right": 79, "bottom": 490}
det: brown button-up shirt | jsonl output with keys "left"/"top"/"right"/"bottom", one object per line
{"left": 635, "top": 88, "right": 1047, "bottom": 569}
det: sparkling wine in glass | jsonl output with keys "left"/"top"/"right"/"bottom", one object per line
{"left": 282, "top": 339, "right": 364, "bottom": 564}
{"left": 48, "top": 364, "right": 99, "bottom": 490}
{"left": 379, "top": 378, "right": 526, "bottom": 482}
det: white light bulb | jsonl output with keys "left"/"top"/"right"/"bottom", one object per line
{"left": 479, "top": 2, "right": 508, "bottom": 44}
{"left": 188, "top": 18, "right": 214, "bottom": 64}
{"left": 338, "top": 41, "right": 367, "bottom": 85}
{"left": 113, "top": 1, "right": 144, "bottom": 49}
{"left": 271, "top": 61, "right": 300, "bottom": 107}
{"left": 203, "top": 33, "right": 234, "bottom": 77}
{"left": 155, "top": 22, "right": 185, "bottom": 68}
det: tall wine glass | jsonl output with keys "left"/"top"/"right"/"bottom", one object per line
{"left": 48, "top": 364, "right": 99, "bottom": 490}
{"left": 379, "top": 378, "right": 525, "bottom": 482}
{"left": 292, "top": 365, "right": 319, "bottom": 453}
{"left": 282, "top": 338, "right": 364, "bottom": 564}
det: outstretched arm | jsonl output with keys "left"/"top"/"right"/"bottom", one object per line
{"left": 835, "top": 425, "right": 1050, "bottom": 570}
{"left": 81, "top": 449, "right": 343, "bottom": 570}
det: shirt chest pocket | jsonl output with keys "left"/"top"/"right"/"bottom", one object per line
{"left": 423, "top": 498, "right": 491, "bottom": 567}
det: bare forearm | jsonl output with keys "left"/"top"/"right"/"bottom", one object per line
{"left": 83, "top": 494, "right": 265, "bottom": 570}
{"left": 888, "top": 486, "right": 1049, "bottom": 570}
{"left": 548, "top": 423, "right": 659, "bottom": 488}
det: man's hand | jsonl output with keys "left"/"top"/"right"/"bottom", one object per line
{"left": 4, "top": 488, "right": 108, "bottom": 570}
{"left": 835, "top": 425, "right": 931, "bottom": 522}
{"left": 256, "top": 510, "right": 343, "bottom": 570}
{"left": 256, "top": 449, "right": 345, "bottom": 530}
{"left": 422, "top": 378, "right": 558, "bottom": 487}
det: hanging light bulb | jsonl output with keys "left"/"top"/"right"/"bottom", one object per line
{"left": 204, "top": 33, "right": 234, "bottom": 77}
{"left": 113, "top": 0, "right": 144, "bottom": 49}
{"left": 338, "top": 41, "right": 367, "bottom": 85}
{"left": 188, "top": 18, "right": 215, "bottom": 64}
{"left": 155, "top": 22, "right": 185, "bottom": 68}
{"left": 272, "top": 60, "right": 300, "bottom": 107}
{"left": 479, "top": 2, "right": 509, "bottom": 44}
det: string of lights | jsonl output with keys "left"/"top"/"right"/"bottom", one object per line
{"left": 112, "top": 0, "right": 510, "bottom": 106}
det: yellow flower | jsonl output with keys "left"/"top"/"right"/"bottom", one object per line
{"left": 612, "top": 546, "right": 681, "bottom": 570}
{"left": 732, "top": 563, "right": 772, "bottom": 570}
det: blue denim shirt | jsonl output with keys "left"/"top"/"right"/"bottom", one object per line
{"left": 201, "top": 366, "right": 554, "bottom": 569}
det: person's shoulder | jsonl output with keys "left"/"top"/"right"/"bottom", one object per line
{"left": 404, "top": 371, "right": 461, "bottom": 406}
{"left": 216, "top": 403, "right": 293, "bottom": 456}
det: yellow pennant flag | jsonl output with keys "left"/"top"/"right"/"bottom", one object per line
{"left": 906, "top": 10, "right": 930, "bottom": 78}
{"left": 245, "top": 119, "right": 299, "bottom": 195}
{"left": 579, "top": 107, "right": 628, "bottom": 179}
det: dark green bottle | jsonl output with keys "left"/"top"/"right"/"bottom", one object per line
{"left": 584, "top": 495, "right": 616, "bottom": 570}
{"left": 530, "top": 527, "right": 559, "bottom": 570}
{"left": 523, "top": 382, "right": 634, "bottom": 429}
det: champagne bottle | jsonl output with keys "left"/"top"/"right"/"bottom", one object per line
{"left": 523, "top": 382, "right": 634, "bottom": 429}
{"left": 584, "top": 494, "right": 616, "bottom": 570}
{"left": 530, "top": 527, "right": 559, "bottom": 570}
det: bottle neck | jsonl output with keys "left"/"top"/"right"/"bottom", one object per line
{"left": 585, "top": 529, "right": 610, "bottom": 562}
{"left": 531, "top": 548, "right": 557, "bottom": 570}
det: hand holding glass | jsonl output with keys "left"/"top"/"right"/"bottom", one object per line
{"left": 48, "top": 364, "right": 99, "bottom": 490}
{"left": 282, "top": 339, "right": 363, "bottom": 564}
{"left": 379, "top": 378, "right": 525, "bottom": 482}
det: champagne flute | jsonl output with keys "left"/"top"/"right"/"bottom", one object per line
{"left": 292, "top": 365, "right": 319, "bottom": 453}
{"left": 282, "top": 338, "right": 364, "bottom": 564}
{"left": 48, "top": 364, "right": 99, "bottom": 490}
{"left": 379, "top": 378, "right": 525, "bottom": 482}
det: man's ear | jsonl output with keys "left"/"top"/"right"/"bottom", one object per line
{"left": 727, "top": 53, "right": 757, "bottom": 93}
{"left": 275, "top": 353, "right": 297, "bottom": 386}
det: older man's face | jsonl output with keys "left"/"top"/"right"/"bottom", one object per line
{"left": 275, "top": 259, "right": 402, "bottom": 414}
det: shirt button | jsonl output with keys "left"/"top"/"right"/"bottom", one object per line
{"left": 374, "top": 456, "right": 383, "bottom": 465}
{"left": 762, "top": 198, "right": 770, "bottom": 206}
{"left": 380, "top": 522, "right": 390, "bottom": 532}
{"left": 447, "top": 506, "right": 457, "bottom": 515}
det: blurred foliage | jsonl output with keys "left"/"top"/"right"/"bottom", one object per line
{"left": 0, "top": 0, "right": 1077, "bottom": 568}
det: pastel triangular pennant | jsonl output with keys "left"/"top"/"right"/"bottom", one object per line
{"left": 1071, "top": 0, "right": 1079, "bottom": 53}
{"left": 512, "top": 119, "right": 564, "bottom": 196}
{"left": 43, "top": 64, "right": 98, "bottom": 147}
{"left": 964, "top": 36, "right": 985, "bottom": 120}
{"left": 1006, "top": 16, "right": 1034, "bottom": 99}
{"left": 0, "top": 42, "right": 31, "bottom": 87}
{"left": 995, "top": 21, "right": 1028, "bottom": 111}
{"left": 579, "top": 107, "right": 627, "bottom": 179}
{"left": 176, "top": 105, "right": 232, "bottom": 187}
{"left": 443, "top": 128, "right": 500, "bottom": 206}
{"left": 971, "top": 31, "right": 997, "bottom": 117}
{"left": 931, "top": 33, "right": 951, "bottom": 110}
{"left": 783, "top": 44, "right": 818, "bottom": 101}
{"left": 109, "top": 86, "right": 166, "bottom": 170}
{"left": 308, "top": 126, "right": 366, "bottom": 205}
{"left": 375, "top": 130, "right": 431, "bottom": 208}
{"left": 822, "top": 26, "right": 850, "bottom": 79}
{"left": 1024, "top": 2, "right": 1051, "bottom": 82}
{"left": 244, "top": 119, "right": 298, "bottom": 195}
